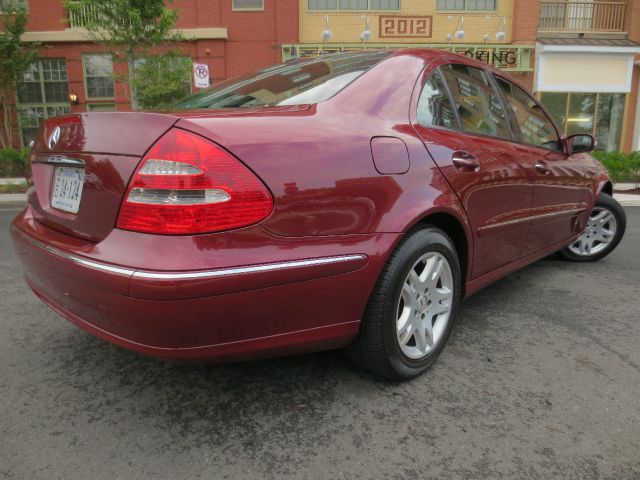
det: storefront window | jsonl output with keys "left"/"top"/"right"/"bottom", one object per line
{"left": 540, "top": 92, "right": 626, "bottom": 152}
{"left": 595, "top": 94, "right": 625, "bottom": 155}
{"left": 17, "top": 59, "right": 70, "bottom": 146}
{"left": 567, "top": 93, "right": 595, "bottom": 137}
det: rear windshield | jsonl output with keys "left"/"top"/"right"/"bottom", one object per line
{"left": 174, "top": 51, "right": 392, "bottom": 109}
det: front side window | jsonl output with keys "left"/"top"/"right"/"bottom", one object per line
{"left": 175, "top": 51, "right": 391, "bottom": 109}
{"left": 17, "top": 59, "right": 70, "bottom": 145}
{"left": 417, "top": 72, "right": 458, "bottom": 129}
{"left": 439, "top": 64, "right": 511, "bottom": 139}
{"left": 495, "top": 77, "right": 561, "bottom": 151}
{"left": 83, "top": 54, "right": 115, "bottom": 99}
{"left": 308, "top": 0, "right": 399, "bottom": 10}
{"left": 232, "top": 0, "right": 264, "bottom": 10}
{"left": 436, "top": 0, "right": 496, "bottom": 10}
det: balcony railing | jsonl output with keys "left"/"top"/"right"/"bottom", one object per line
{"left": 68, "top": 3, "right": 101, "bottom": 29}
{"left": 539, "top": 1, "right": 627, "bottom": 33}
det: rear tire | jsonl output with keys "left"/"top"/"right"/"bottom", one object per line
{"left": 346, "top": 226, "right": 461, "bottom": 381}
{"left": 558, "top": 193, "right": 626, "bottom": 262}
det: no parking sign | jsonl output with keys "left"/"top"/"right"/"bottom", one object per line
{"left": 193, "top": 63, "right": 210, "bottom": 89}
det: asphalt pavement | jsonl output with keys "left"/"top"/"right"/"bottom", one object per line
{"left": 1, "top": 207, "right": 639, "bottom": 480}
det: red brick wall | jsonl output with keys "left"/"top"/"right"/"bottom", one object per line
{"left": 23, "top": 0, "right": 299, "bottom": 82}
{"left": 512, "top": 0, "right": 540, "bottom": 45}
{"left": 623, "top": 0, "right": 640, "bottom": 152}
{"left": 8, "top": 0, "right": 299, "bottom": 145}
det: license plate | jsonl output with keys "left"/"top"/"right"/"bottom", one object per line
{"left": 51, "top": 167, "right": 85, "bottom": 214}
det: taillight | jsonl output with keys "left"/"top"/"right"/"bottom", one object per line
{"left": 116, "top": 128, "right": 273, "bottom": 235}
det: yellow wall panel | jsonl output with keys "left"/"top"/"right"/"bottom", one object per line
{"left": 299, "top": 0, "right": 514, "bottom": 44}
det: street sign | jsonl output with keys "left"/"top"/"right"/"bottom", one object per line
{"left": 193, "top": 63, "right": 210, "bottom": 89}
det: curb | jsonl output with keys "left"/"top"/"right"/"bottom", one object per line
{"left": 1, "top": 193, "right": 638, "bottom": 207}
{"left": 0, "top": 194, "right": 27, "bottom": 205}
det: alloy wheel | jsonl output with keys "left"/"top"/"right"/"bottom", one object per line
{"left": 396, "top": 252, "right": 454, "bottom": 360}
{"left": 568, "top": 207, "right": 618, "bottom": 257}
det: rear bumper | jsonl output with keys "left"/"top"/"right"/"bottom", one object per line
{"left": 11, "top": 208, "right": 392, "bottom": 360}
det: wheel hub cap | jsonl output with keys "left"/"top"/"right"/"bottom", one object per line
{"left": 396, "top": 252, "right": 454, "bottom": 360}
{"left": 568, "top": 206, "right": 617, "bottom": 256}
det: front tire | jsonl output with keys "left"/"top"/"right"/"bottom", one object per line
{"left": 559, "top": 193, "right": 626, "bottom": 262}
{"left": 346, "top": 226, "right": 461, "bottom": 381}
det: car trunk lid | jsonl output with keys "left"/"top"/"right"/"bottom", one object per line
{"left": 28, "top": 113, "right": 178, "bottom": 242}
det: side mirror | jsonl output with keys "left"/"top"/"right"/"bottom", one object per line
{"left": 567, "top": 134, "right": 596, "bottom": 154}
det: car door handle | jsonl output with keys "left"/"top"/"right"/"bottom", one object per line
{"left": 535, "top": 161, "right": 551, "bottom": 175}
{"left": 452, "top": 152, "right": 480, "bottom": 172}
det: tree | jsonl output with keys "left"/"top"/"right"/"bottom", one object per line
{"left": 131, "top": 55, "right": 192, "bottom": 109}
{"left": 65, "top": 0, "right": 190, "bottom": 109}
{"left": 0, "top": 8, "right": 37, "bottom": 148}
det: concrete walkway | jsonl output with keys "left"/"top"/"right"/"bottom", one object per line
{"left": 0, "top": 177, "right": 26, "bottom": 186}
{"left": 1, "top": 181, "right": 639, "bottom": 205}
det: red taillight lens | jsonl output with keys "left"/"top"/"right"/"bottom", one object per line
{"left": 116, "top": 128, "right": 273, "bottom": 234}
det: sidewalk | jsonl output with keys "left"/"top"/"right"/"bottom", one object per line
{"left": 0, "top": 181, "right": 639, "bottom": 205}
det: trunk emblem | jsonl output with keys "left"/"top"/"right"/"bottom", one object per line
{"left": 48, "top": 126, "right": 61, "bottom": 150}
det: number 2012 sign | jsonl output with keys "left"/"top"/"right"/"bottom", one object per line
{"left": 379, "top": 16, "right": 433, "bottom": 39}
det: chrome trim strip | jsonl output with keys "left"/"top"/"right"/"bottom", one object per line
{"left": 33, "top": 155, "right": 85, "bottom": 167}
{"left": 133, "top": 255, "right": 367, "bottom": 281}
{"left": 22, "top": 235, "right": 135, "bottom": 276}
{"left": 480, "top": 208, "right": 586, "bottom": 234}
{"left": 20, "top": 233, "right": 366, "bottom": 281}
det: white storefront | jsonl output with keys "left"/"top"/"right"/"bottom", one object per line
{"left": 534, "top": 39, "right": 640, "bottom": 152}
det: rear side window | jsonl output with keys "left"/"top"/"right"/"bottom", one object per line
{"left": 439, "top": 64, "right": 512, "bottom": 139}
{"left": 495, "top": 77, "right": 562, "bottom": 151}
{"left": 417, "top": 72, "right": 459, "bottom": 130}
{"left": 174, "top": 51, "right": 392, "bottom": 109}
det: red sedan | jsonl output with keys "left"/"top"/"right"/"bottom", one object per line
{"left": 11, "top": 50, "right": 626, "bottom": 380}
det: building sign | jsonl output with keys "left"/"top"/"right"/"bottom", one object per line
{"left": 452, "top": 47, "right": 518, "bottom": 70}
{"left": 379, "top": 16, "right": 432, "bottom": 39}
{"left": 282, "top": 44, "right": 534, "bottom": 73}
{"left": 193, "top": 63, "right": 210, "bottom": 89}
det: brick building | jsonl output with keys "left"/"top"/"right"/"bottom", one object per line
{"left": 288, "top": 0, "right": 640, "bottom": 152}
{"left": 3, "top": 0, "right": 640, "bottom": 152}
{"left": 2, "top": 0, "right": 298, "bottom": 146}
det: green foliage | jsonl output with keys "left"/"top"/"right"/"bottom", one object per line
{"left": 64, "top": 0, "right": 188, "bottom": 109}
{"left": 0, "top": 147, "right": 29, "bottom": 178}
{"left": 0, "top": 9, "right": 38, "bottom": 148}
{"left": 592, "top": 151, "right": 640, "bottom": 183}
{"left": 64, "top": 0, "right": 181, "bottom": 60}
{"left": 132, "top": 55, "right": 192, "bottom": 109}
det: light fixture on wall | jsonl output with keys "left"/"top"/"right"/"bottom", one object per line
{"left": 68, "top": 93, "right": 79, "bottom": 104}
{"left": 360, "top": 15, "right": 372, "bottom": 43}
{"left": 321, "top": 15, "right": 332, "bottom": 44}
{"left": 447, "top": 16, "right": 465, "bottom": 43}
{"left": 483, "top": 17, "right": 507, "bottom": 44}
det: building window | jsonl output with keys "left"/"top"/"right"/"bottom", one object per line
{"left": 232, "top": 0, "right": 264, "bottom": 10}
{"left": 17, "top": 59, "right": 70, "bottom": 146}
{"left": 87, "top": 104, "right": 116, "bottom": 112}
{"left": 308, "top": 0, "right": 399, "bottom": 10}
{"left": 0, "top": 0, "right": 28, "bottom": 11}
{"left": 540, "top": 92, "right": 626, "bottom": 152}
{"left": 83, "top": 54, "right": 115, "bottom": 100}
{"left": 436, "top": 0, "right": 496, "bottom": 10}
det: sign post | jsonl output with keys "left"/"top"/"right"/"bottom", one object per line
{"left": 193, "top": 63, "right": 210, "bottom": 89}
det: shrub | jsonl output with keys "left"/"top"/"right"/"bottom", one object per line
{"left": 0, "top": 147, "right": 29, "bottom": 178}
{"left": 592, "top": 151, "right": 640, "bottom": 184}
